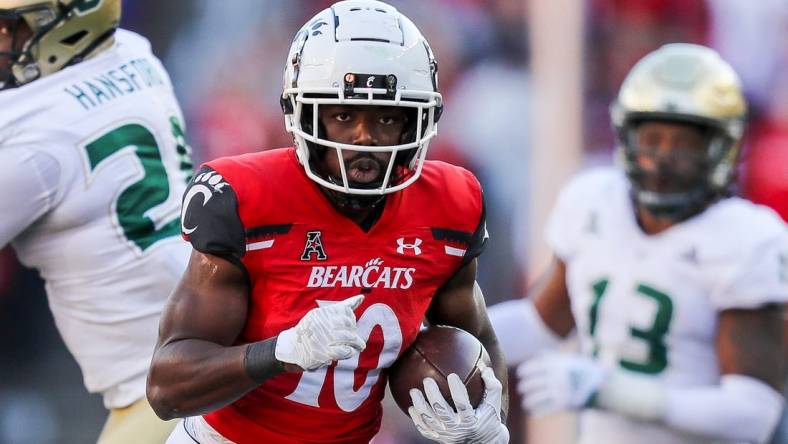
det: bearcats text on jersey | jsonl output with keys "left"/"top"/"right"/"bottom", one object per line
{"left": 307, "top": 258, "right": 416, "bottom": 289}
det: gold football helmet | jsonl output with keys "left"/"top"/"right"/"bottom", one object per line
{"left": 0, "top": 0, "right": 120, "bottom": 89}
{"left": 611, "top": 43, "right": 747, "bottom": 218}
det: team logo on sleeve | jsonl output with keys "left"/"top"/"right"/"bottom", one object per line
{"left": 301, "top": 230, "right": 328, "bottom": 261}
{"left": 181, "top": 171, "right": 229, "bottom": 235}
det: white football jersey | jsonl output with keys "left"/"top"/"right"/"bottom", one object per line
{"left": 546, "top": 168, "right": 788, "bottom": 444}
{"left": 0, "top": 30, "right": 191, "bottom": 408}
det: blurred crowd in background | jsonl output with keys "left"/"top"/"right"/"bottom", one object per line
{"left": 0, "top": 0, "right": 786, "bottom": 442}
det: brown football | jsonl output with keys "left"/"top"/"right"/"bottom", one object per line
{"left": 388, "top": 325, "right": 492, "bottom": 413}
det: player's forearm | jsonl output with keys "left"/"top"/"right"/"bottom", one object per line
{"left": 147, "top": 337, "right": 284, "bottom": 420}
{"left": 479, "top": 326, "right": 509, "bottom": 422}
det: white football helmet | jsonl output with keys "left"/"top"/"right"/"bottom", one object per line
{"left": 281, "top": 0, "right": 443, "bottom": 196}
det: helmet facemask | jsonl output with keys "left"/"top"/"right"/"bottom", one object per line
{"left": 284, "top": 76, "right": 441, "bottom": 197}
{"left": 0, "top": 6, "right": 38, "bottom": 90}
{"left": 617, "top": 117, "right": 736, "bottom": 219}
{"left": 296, "top": 101, "right": 425, "bottom": 210}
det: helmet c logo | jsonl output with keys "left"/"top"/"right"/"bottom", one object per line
{"left": 366, "top": 76, "right": 375, "bottom": 88}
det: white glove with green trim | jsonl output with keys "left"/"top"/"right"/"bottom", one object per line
{"left": 517, "top": 352, "right": 606, "bottom": 415}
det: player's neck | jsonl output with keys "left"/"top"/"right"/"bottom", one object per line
{"left": 339, "top": 200, "right": 386, "bottom": 231}
{"left": 320, "top": 189, "right": 387, "bottom": 231}
{"left": 636, "top": 207, "right": 677, "bottom": 235}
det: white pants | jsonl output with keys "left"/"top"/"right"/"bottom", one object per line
{"left": 165, "top": 417, "right": 235, "bottom": 444}
{"left": 166, "top": 416, "right": 379, "bottom": 444}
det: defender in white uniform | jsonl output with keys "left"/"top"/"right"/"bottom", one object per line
{"left": 0, "top": 1, "right": 190, "bottom": 442}
{"left": 490, "top": 44, "right": 787, "bottom": 444}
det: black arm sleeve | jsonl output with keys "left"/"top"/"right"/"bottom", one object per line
{"left": 181, "top": 166, "right": 246, "bottom": 266}
{"left": 244, "top": 337, "right": 286, "bottom": 383}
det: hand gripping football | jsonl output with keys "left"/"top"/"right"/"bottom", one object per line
{"left": 388, "top": 325, "right": 492, "bottom": 412}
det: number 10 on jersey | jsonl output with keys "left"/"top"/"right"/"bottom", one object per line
{"left": 285, "top": 301, "right": 403, "bottom": 412}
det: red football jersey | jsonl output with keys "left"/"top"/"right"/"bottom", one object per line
{"left": 181, "top": 148, "right": 486, "bottom": 443}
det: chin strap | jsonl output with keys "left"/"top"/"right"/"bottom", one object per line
{"left": 313, "top": 153, "right": 393, "bottom": 211}
{"left": 631, "top": 187, "right": 715, "bottom": 223}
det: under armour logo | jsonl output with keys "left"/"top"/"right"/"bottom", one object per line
{"left": 301, "top": 231, "right": 328, "bottom": 261}
{"left": 397, "top": 237, "right": 422, "bottom": 256}
{"left": 585, "top": 211, "right": 598, "bottom": 234}
{"left": 366, "top": 76, "right": 376, "bottom": 87}
{"left": 681, "top": 247, "right": 698, "bottom": 264}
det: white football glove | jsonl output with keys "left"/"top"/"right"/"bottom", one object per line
{"left": 516, "top": 352, "right": 606, "bottom": 416}
{"left": 408, "top": 367, "right": 509, "bottom": 444}
{"left": 274, "top": 294, "right": 366, "bottom": 371}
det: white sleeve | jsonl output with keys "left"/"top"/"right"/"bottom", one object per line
{"left": 710, "top": 230, "right": 788, "bottom": 310}
{"left": 545, "top": 178, "right": 582, "bottom": 261}
{"left": 663, "top": 375, "right": 785, "bottom": 444}
{"left": 0, "top": 147, "right": 61, "bottom": 247}
{"left": 596, "top": 371, "right": 784, "bottom": 443}
{"left": 488, "top": 299, "right": 563, "bottom": 366}
{"left": 544, "top": 169, "right": 616, "bottom": 261}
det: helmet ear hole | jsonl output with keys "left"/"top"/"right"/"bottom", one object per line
{"left": 60, "top": 30, "right": 88, "bottom": 46}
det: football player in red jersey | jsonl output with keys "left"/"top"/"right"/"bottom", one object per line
{"left": 146, "top": 1, "right": 510, "bottom": 443}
